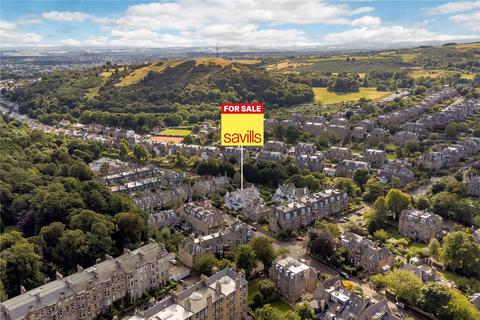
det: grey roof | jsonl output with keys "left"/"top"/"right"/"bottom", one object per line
{"left": 1, "top": 279, "right": 74, "bottom": 320}
{"left": 1, "top": 242, "right": 170, "bottom": 319}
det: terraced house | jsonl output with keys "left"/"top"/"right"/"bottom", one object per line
{"left": 269, "top": 189, "right": 348, "bottom": 232}
{"left": 0, "top": 242, "right": 174, "bottom": 320}
{"left": 127, "top": 268, "right": 248, "bottom": 320}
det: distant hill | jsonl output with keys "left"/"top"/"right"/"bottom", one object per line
{"left": 11, "top": 58, "right": 313, "bottom": 116}
{"left": 260, "top": 42, "right": 480, "bottom": 74}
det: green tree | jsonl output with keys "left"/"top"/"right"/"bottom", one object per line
{"left": 256, "top": 304, "right": 282, "bottom": 320}
{"left": 428, "top": 238, "right": 441, "bottom": 259}
{"left": 114, "top": 212, "right": 146, "bottom": 247}
{"left": 235, "top": 244, "right": 257, "bottom": 278}
{"left": 56, "top": 229, "right": 89, "bottom": 273}
{"left": 193, "top": 253, "right": 218, "bottom": 276}
{"left": 385, "top": 188, "right": 411, "bottom": 218}
{"left": 366, "top": 196, "right": 388, "bottom": 234}
{"left": 307, "top": 227, "right": 336, "bottom": 259}
{"left": 445, "top": 289, "right": 480, "bottom": 320}
{"left": 418, "top": 282, "right": 453, "bottom": 319}
{"left": 119, "top": 140, "right": 129, "bottom": 157}
{"left": 3, "top": 241, "right": 44, "bottom": 297}
{"left": 68, "top": 161, "right": 94, "bottom": 181}
{"left": 414, "top": 195, "right": 431, "bottom": 210}
{"left": 373, "top": 229, "right": 388, "bottom": 244}
{"left": 362, "top": 177, "right": 384, "bottom": 203}
{"left": 384, "top": 269, "right": 423, "bottom": 305}
{"left": 251, "top": 237, "right": 276, "bottom": 271}
{"left": 441, "top": 231, "right": 480, "bottom": 278}
{"left": 353, "top": 168, "right": 370, "bottom": 191}
{"left": 133, "top": 144, "right": 150, "bottom": 161}
{"left": 258, "top": 279, "right": 276, "bottom": 299}
{"left": 252, "top": 292, "right": 264, "bottom": 309}
{"left": 294, "top": 302, "right": 316, "bottom": 320}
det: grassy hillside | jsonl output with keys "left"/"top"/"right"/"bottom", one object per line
{"left": 12, "top": 58, "right": 313, "bottom": 116}
{"left": 262, "top": 42, "right": 480, "bottom": 75}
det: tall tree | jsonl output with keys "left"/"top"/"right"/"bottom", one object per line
{"left": 235, "top": 244, "right": 257, "bottom": 278}
{"left": 441, "top": 231, "right": 480, "bottom": 278}
{"left": 385, "top": 188, "right": 411, "bottom": 218}
{"left": 384, "top": 269, "right": 423, "bottom": 305}
{"left": 3, "top": 241, "right": 44, "bottom": 297}
{"left": 251, "top": 237, "right": 276, "bottom": 271}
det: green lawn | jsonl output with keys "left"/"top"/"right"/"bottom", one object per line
{"left": 269, "top": 299, "right": 292, "bottom": 312}
{"left": 313, "top": 87, "right": 392, "bottom": 104}
{"left": 159, "top": 128, "right": 192, "bottom": 137}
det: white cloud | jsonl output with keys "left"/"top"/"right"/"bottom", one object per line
{"left": 60, "top": 38, "right": 81, "bottom": 46}
{"left": 0, "top": 21, "right": 15, "bottom": 30}
{"left": 323, "top": 25, "right": 478, "bottom": 45}
{"left": 351, "top": 16, "right": 381, "bottom": 27}
{"left": 108, "top": 0, "right": 374, "bottom": 48}
{"left": 116, "top": 0, "right": 373, "bottom": 29}
{"left": 17, "top": 15, "right": 44, "bottom": 25}
{"left": 0, "top": 20, "right": 42, "bottom": 46}
{"left": 429, "top": 1, "right": 480, "bottom": 14}
{"left": 450, "top": 11, "right": 480, "bottom": 32}
{"left": 42, "top": 11, "right": 91, "bottom": 22}
{"left": 41, "top": 11, "right": 112, "bottom": 24}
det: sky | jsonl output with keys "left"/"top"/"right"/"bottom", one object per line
{"left": 1, "top": 0, "right": 479, "bottom": 49}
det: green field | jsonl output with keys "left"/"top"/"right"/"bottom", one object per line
{"left": 410, "top": 69, "right": 476, "bottom": 79}
{"left": 313, "top": 87, "right": 392, "bottom": 104}
{"left": 159, "top": 128, "right": 192, "bottom": 136}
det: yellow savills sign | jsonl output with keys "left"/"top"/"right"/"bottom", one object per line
{"left": 220, "top": 102, "right": 264, "bottom": 146}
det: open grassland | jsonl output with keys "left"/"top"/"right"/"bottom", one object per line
{"left": 115, "top": 61, "right": 183, "bottom": 87}
{"left": 195, "top": 57, "right": 233, "bottom": 67}
{"left": 159, "top": 128, "right": 192, "bottom": 136}
{"left": 313, "top": 87, "right": 391, "bottom": 104}
{"left": 410, "top": 69, "right": 476, "bottom": 79}
{"left": 85, "top": 69, "right": 115, "bottom": 100}
{"left": 399, "top": 53, "right": 419, "bottom": 63}
{"left": 232, "top": 59, "right": 260, "bottom": 64}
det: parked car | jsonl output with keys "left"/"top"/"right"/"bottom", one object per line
{"left": 340, "top": 271, "right": 350, "bottom": 279}
{"left": 395, "top": 302, "right": 405, "bottom": 309}
{"left": 296, "top": 236, "right": 305, "bottom": 241}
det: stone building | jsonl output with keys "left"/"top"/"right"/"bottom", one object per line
{"left": 325, "top": 147, "right": 352, "bottom": 161}
{"left": 270, "top": 257, "right": 317, "bottom": 303}
{"left": 0, "top": 242, "right": 174, "bottom": 320}
{"left": 335, "top": 160, "right": 369, "bottom": 178}
{"left": 263, "top": 140, "right": 286, "bottom": 153}
{"left": 269, "top": 189, "right": 348, "bottom": 232}
{"left": 465, "top": 172, "right": 480, "bottom": 198}
{"left": 296, "top": 152, "right": 325, "bottom": 172}
{"left": 178, "top": 222, "right": 251, "bottom": 268}
{"left": 398, "top": 209, "right": 443, "bottom": 243}
{"left": 363, "top": 149, "right": 386, "bottom": 167}
{"left": 340, "top": 232, "right": 395, "bottom": 274}
{"left": 126, "top": 268, "right": 248, "bottom": 320}
{"left": 179, "top": 202, "right": 224, "bottom": 235}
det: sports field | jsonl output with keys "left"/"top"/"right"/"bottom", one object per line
{"left": 313, "top": 87, "right": 392, "bottom": 104}
{"left": 159, "top": 128, "right": 192, "bottom": 136}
